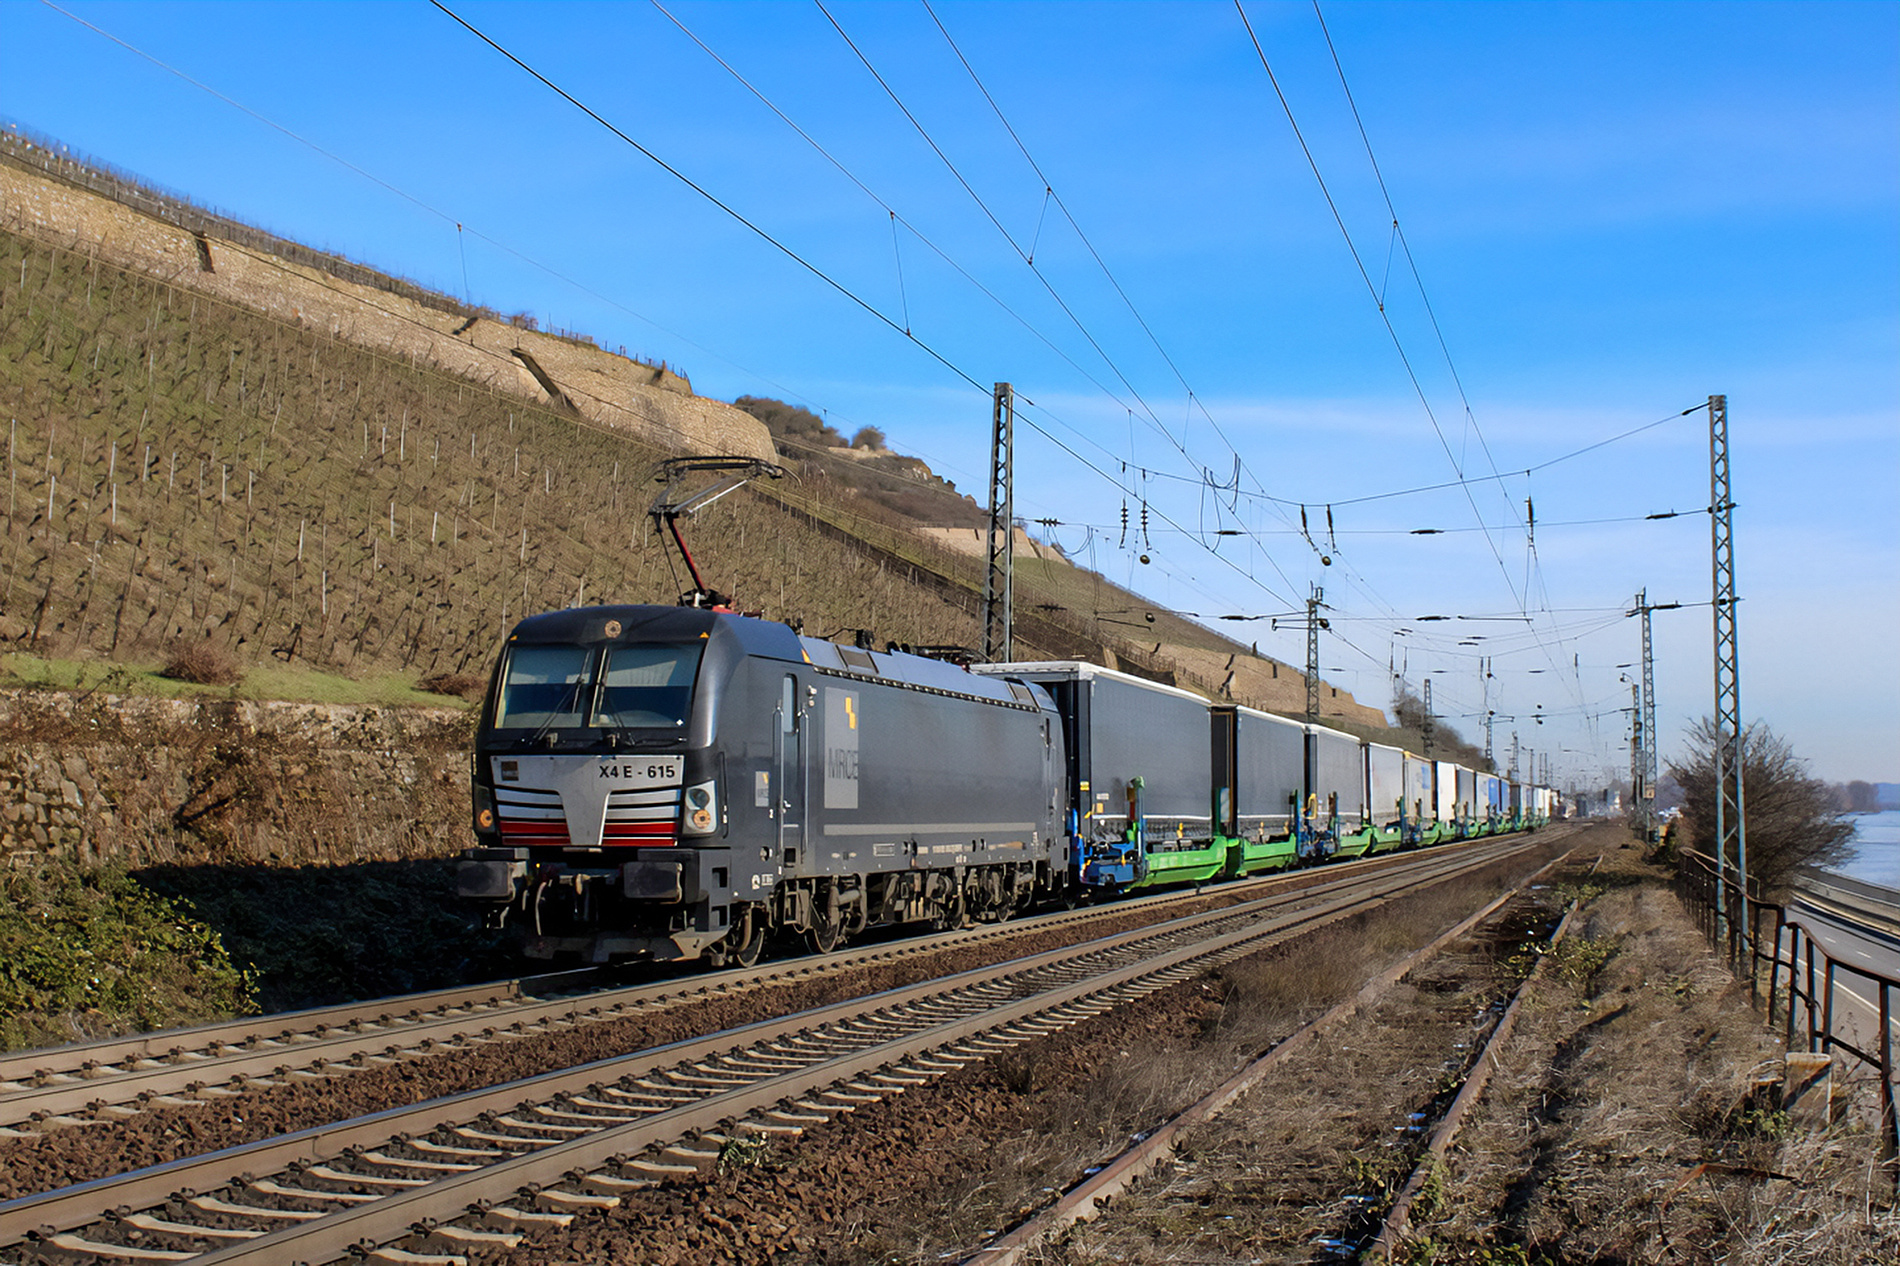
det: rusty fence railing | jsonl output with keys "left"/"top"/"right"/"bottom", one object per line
{"left": 1675, "top": 847, "right": 1898, "bottom": 1168}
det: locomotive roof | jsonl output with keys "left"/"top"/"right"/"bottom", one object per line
{"left": 800, "top": 638, "right": 1042, "bottom": 709}
{"left": 500, "top": 606, "right": 1038, "bottom": 707}
{"left": 503, "top": 604, "right": 805, "bottom": 659}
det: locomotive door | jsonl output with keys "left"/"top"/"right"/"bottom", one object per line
{"left": 775, "top": 674, "right": 806, "bottom": 866}
{"left": 1042, "top": 716, "right": 1061, "bottom": 865}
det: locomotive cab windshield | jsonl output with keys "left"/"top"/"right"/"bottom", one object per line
{"left": 492, "top": 641, "right": 703, "bottom": 737}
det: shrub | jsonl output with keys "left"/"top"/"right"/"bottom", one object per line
{"left": 1667, "top": 717, "right": 1853, "bottom": 891}
{"left": 160, "top": 641, "right": 242, "bottom": 685}
{"left": 418, "top": 672, "right": 486, "bottom": 700}
{"left": 0, "top": 865, "right": 256, "bottom": 1050}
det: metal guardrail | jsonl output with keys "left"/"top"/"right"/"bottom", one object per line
{"left": 1676, "top": 848, "right": 1897, "bottom": 1170}
{"left": 1791, "top": 868, "right": 1900, "bottom": 937}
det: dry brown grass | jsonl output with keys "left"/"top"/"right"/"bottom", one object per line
{"left": 1383, "top": 841, "right": 1899, "bottom": 1265}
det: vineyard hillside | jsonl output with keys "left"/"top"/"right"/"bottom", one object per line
{"left": 0, "top": 128, "right": 1401, "bottom": 734}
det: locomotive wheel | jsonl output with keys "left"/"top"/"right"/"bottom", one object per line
{"left": 732, "top": 908, "right": 768, "bottom": 967}
{"left": 928, "top": 886, "right": 969, "bottom": 932}
{"left": 708, "top": 907, "right": 768, "bottom": 969}
{"left": 733, "top": 931, "right": 766, "bottom": 967}
{"left": 805, "top": 909, "right": 844, "bottom": 955}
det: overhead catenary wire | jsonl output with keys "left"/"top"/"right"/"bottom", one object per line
{"left": 1235, "top": 0, "right": 1525, "bottom": 617}
{"left": 438, "top": 0, "right": 1318, "bottom": 620}
{"left": 1310, "top": 0, "right": 1512, "bottom": 512}
{"left": 55, "top": 0, "right": 1662, "bottom": 772}
{"left": 921, "top": 0, "right": 1253, "bottom": 469}
{"left": 813, "top": 0, "right": 1199, "bottom": 478}
{"left": 919, "top": 0, "right": 1307, "bottom": 597}
{"left": 38, "top": 0, "right": 933, "bottom": 468}
{"left": 1309, "top": 0, "right": 1607, "bottom": 730}
{"left": 41, "top": 0, "right": 1085, "bottom": 552}
{"left": 647, "top": 0, "right": 1174, "bottom": 435}
{"left": 40, "top": 0, "right": 1270, "bottom": 617}
{"left": 431, "top": 0, "right": 985, "bottom": 396}
{"left": 1240, "top": 1, "right": 1719, "bottom": 741}
{"left": 62, "top": 0, "right": 1403, "bottom": 648}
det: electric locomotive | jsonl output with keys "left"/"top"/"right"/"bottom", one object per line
{"left": 456, "top": 604, "right": 1067, "bottom": 965}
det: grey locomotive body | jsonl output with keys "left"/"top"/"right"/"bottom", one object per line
{"left": 457, "top": 605, "right": 1066, "bottom": 965}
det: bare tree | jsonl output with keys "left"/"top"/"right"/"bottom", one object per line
{"left": 1389, "top": 685, "right": 1490, "bottom": 772}
{"left": 1667, "top": 718, "right": 1853, "bottom": 891}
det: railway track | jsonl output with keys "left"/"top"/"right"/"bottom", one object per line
{"left": 964, "top": 846, "right": 1585, "bottom": 1264}
{"left": 0, "top": 836, "right": 1546, "bottom": 1266}
{"left": 0, "top": 837, "right": 1520, "bottom": 1136}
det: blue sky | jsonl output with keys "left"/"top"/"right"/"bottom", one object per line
{"left": 3, "top": 0, "right": 1896, "bottom": 788}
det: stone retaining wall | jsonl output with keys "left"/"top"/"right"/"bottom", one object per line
{"left": 0, "top": 154, "right": 775, "bottom": 464}
{"left": 0, "top": 690, "right": 471, "bottom": 870}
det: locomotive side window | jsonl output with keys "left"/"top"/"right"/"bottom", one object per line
{"left": 494, "top": 644, "right": 594, "bottom": 729}
{"left": 592, "top": 644, "right": 702, "bottom": 729}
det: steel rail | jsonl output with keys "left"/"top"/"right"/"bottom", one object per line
{"left": 0, "top": 840, "right": 1539, "bottom": 1262}
{"left": 0, "top": 968, "right": 600, "bottom": 1086}
{"left": 0, "top": 974, "right": 612, "bottom": 1129}
{"left": 962, "top": 840, "right": 1576, "bottom": 1265}
{"left": 194, "top": 841, "right": 1541, "bottom": 1266}
{"left": 1, "top": 834, "right": 1538, "bottom": 1130}
{"left": 1369, "top": 894, "right": 1586, "bottom": 1260}
{"left": 0, "top": 879, "right": 1241, "bottom": 1126}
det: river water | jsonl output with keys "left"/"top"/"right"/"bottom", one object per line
{"left": 1825, "top": 809, "right": 1900, "bottom": 891}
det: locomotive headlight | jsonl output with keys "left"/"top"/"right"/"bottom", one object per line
{"left": 473, "top": 785, "right": 499, "bottom": 839}
{"left": 683, "top": 780, "right": 719, "bottom": 835}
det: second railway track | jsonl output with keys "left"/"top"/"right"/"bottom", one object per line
{"left": 0, "top": 837, "right": 1522, "bottom": 1137}
{"left": 0, "top": 836, "right": 1554, "bottom": 1266}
